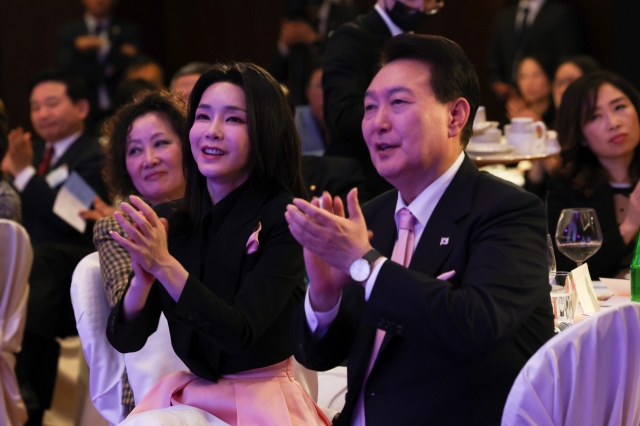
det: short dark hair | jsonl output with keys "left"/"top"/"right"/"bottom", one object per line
{"left": 102, "top": 90, "right": 186, "bottom": 200}
{"left": 380, "top": 34, "right": 480, "bottom": 146}
{"left": 112, "top": 78, "right": 158, "bottom": 112}
{"left": 29, "top": 68, "right": 89, "bottom": 103}
{"left": 557, "top": 55, "right": 601, "bottom": 77}
{"left": 178, "top": 61, "right": 306, "bottom": 229}
{"left": 557, "top": 71, "right": 640, "bottom": 196}
{"left": 170, "top": 62, "right": 211, "bottom": 88}
{"left": 126, "top": 55, "right": 166, "bottom": 84}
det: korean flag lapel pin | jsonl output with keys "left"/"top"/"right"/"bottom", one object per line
{"left": 440, "top": 237, "right": 449, "bottom": 246}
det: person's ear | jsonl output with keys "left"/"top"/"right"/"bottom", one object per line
{"left": 447, "top": 97, "right": 471, "bottom": 138}
{"left": 75, "top": 99, "right": 90, "bottom": 120}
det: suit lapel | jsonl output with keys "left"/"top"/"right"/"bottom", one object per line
{"left": 201, "top": 184, "right": 267, "bottom": 303}
{"left": 377, "top": 157, "right": 478, "bottom": 352}
{"left": 51, "top": 134, "right": 85, "bottom": 170}
{"left": 411, "top": 156, "right": 477, "bottom": 274}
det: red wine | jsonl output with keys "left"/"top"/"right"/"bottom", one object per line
{"left": 557, "top": 241, "right": 602, "bottom": 263}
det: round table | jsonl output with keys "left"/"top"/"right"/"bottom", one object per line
{"left": 468, "top": 145, "right": 560, "bottom": 167}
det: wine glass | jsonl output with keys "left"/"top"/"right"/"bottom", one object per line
{"left": 555, "top": 208, "right": 603, "bottom": 268}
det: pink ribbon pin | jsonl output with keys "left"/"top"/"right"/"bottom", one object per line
{"left": 245, "top": 222, "right": 262, "bottom": 254}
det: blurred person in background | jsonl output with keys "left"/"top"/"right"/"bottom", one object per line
{"left": 0, "top": 99, "right": 21, "bottom": 222}
{"left": 269, "top": 0, "right": 360, "bottom": 106}
{"left": 2, "top": 69, "right": 109, "bottom": 426}
{"left": 525, "top": 54, "right": 602, "bottom": 198}
{"left": 486, "top": 0, "right": 585, "bottom": 105}
{"left": 124, "top": 55, "right": 166, "bottom": 89}
{"left": 296, "top": 58, "right": 327, "bottom": 155}
{"left": 507, "top": 52, "right": 556, "bottom": 128}
{"left": 552, "top": 55, "right": 602, "bottom": 108}
{"left": 169, "top": 62, "right": 211, "bottom": 103}
{"left": 58, "top": 0, "right": 140, "bottom": 122}
{"left": 548, "top": 71, "right": 640, "bottom": 280}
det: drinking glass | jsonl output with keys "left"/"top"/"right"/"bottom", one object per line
{"left": 555, "top": 208, "right": 603, "bottom": 267}
{"left": 550, "top": 272, "right": 574, "bottom": 325}
{"left": 547, "top": 234, "right": 556, "bottom": 278}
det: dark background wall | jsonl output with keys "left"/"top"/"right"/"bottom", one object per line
{"left": 0, "top": 0, "right": 630, "bottom": 133}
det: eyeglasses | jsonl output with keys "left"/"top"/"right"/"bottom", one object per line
{"left": 425, "top": 0, "right": 445, "bottom": 15}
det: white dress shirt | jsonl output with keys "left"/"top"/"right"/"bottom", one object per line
{"left": 516, "top": 0, "right": 546, "bottom": 29}
{"left": 304, "top": 151, "right": 466, "bottom": 337}
{"left": 373, "top": 3, "right": 404, "bottom": 37}
{"left": 13, "top": 132, "right": 82, "bottom": 192}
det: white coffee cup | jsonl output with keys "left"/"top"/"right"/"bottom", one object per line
{"left": 472, "top": 127, "right": 501, "bottom": 144}
{"left": 508, "top": 117, "right": 546, "bottom": 154}
{"left": 474, "top": 106, "right": 486, "bottom": 125}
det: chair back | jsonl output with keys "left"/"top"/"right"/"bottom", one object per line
{"left": 0, "top": 219, "right": 32, "bottom": 426}
{"left": 502, "top": 303, "right": 640, "bottom": 426}
{"left": 71, "top": 252, "right": 187, "bottom": 425}
{"left": 71, "top": 252, "right": 125, "bottom": 425}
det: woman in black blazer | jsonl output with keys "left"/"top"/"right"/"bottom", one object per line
{"left": 548, "top": 71, "right": 640, "bottom": 279}
{"left": 107, "top": 62, "right": 330, "bottom": 425}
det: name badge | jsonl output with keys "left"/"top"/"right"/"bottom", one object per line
{"left": 46, "top": 164, "right": 69, "bottom": 188}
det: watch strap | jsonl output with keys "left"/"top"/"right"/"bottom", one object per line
{"left": 362, "top": 249, "right": 383, "bottom": 265}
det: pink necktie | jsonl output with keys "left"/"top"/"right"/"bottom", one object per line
{"left": 356, "top": 208, "right": 415, "bottom": 425}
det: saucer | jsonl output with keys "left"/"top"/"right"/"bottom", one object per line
{"left": 466, "top": 142, "right": 513, "bottom": 154}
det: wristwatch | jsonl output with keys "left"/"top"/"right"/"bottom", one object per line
{"left": 349, "top": 249, "right": 383, "bottom": 282}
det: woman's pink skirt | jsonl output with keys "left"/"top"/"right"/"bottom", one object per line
{"left": 128, "top": 357, "right": 331, "bottom": 426}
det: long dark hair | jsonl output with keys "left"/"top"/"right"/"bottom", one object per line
{"left": 176, "top": 62, "right": 306, "bottom": 230}
{"left": 556, "top": 71, "right": 640, "bottom": 197}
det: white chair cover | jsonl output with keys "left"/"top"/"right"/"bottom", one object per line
{"left": 71, "top": 252, "right": 126, "bottom": 425}
{"left": 71, "top": 252, "right": 187, "bottom": 425}
{"left": 119, "top": 405, "right": 230, "bottom": 426}
{"left": 502, "top": 302, "right": 640, "bottom": 426}
{"left": 0, "top": 219, "right": 32, "bottom": 426}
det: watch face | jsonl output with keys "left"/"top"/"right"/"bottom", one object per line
{"left": 350, "top": 258, "right": 370, "bottom": 282}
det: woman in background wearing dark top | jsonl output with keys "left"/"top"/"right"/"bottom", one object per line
{"left": 547, "top": 71, "right": 640, "bottom": 279}
{"left": 107, "top": 62, "right": 330, "bottom": 425}
{"left": 526, "top": 55, "right": 602, "bottom": 199}
{"left": 507, "top": 52, "right": 556, "bottom": 129}
{"left": 552, "top": 55, "right": 602, "bottom": 109}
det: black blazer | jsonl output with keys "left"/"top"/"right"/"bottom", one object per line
{"left": 107, "top": 185, "right": 305, "bottom": 382}
{"left": 546, "top": 178, "right": 633, "bottom": 279}
{"left": 20, "top": 134, "right": 108, "bottom": 248}
{"left": 486, "top": 0, "right": 585, "bottom": 87}
{"left": 292, "top": 156, "right": 555, "bottom": 426}
{"left": 322, "top": 8, "right": 394, "bottom": 201}
{"left": 58, "top": 18, "right": 140, "bottom": 111}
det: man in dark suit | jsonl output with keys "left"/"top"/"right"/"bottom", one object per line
{"left": 58, "top": 0, "right": 140, "bottom": 119}
{"left": 2, "top": 69, "right": 109, "bottom": 425}
{"left": 322, "top": 0, "right": 443, "bottom": 202}
{"left": 286, "top": 34, "right": 554, "bottom": 425}
{"left": 268, "top": 0, "right": 360, "bottom": 106}
{"left": 486, "top": 0, "right": 585, "bottom": 102}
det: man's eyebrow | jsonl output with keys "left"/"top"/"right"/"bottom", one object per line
{"left": 364, "top": 86, "right": 414, "bottom": 99}
{"left": 30, "top": 95, "right": 60, "bottom": 104}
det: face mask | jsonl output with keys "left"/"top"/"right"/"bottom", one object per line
{"left": 386, "top": 1, "right": 428, "bottom": 32}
